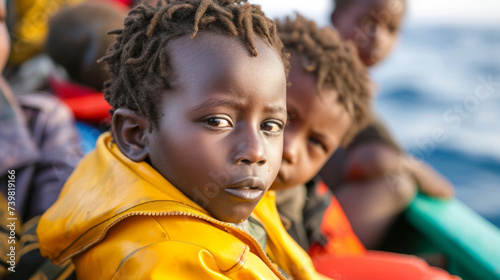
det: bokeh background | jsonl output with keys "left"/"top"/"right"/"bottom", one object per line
{"left": 253, "top": 0, "right": 500, "bottom": 227}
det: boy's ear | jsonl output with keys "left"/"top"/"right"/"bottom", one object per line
{"left": 111, "top": 108, "right": 150, "bottom": 162}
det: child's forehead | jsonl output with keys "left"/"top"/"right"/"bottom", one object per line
{"left": 289, "top": 60, "right": 337, "bottom": 95}
{"left": 165, "top": 31, "right": 286, "bottom": 100}
{"left": 289, "top": 63, "right": 340, "bottom": 106}
{"left": 168, "top": 32, "right": 283, "bottom": 81}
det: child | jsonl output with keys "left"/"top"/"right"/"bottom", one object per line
{"left": 46, "top": 1, "right": 126, "bottom": 95}
{"left": 46, "top": 2, "right": 125, "bottom": 153}
{"left": 321, "top": 0, "right": 455, "bottom": 249}
{"left": 37, "top": 1, "right": 328, "bottom": 279}
{"left": 270, "top": 14, "right": 458, "bottom": 279}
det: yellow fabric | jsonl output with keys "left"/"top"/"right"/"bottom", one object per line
{"left": 253, "top": 193, "right": 332, "bottom": 280}
{"left": 38, "top": 132, "right": 288, "bottom": 279}
{"left": 9, "top": 0, "right": 83, "bottom": 65}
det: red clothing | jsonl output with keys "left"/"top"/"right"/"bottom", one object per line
{"left": 48, "top": 77, "right": 112, "bottom": 124}
{"left": 276, "top": 178, "right": 458, "bottom": 280}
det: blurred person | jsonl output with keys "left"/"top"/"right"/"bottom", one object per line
{"left": 0, "top": 1, "right": 82, "bottom": 278}
{"left": 320, "top": 0, "right": 455, "bottom": 250}
{"left": 45, "top": 1, "right": 126, "bottom": 125}
{"left": 6, "top": 0, "right": 83, "bottom": 67}
{"left": 271, "top": 14, "right": 458, "bottom": 280}
{"left": 4, "top": 0, "right": 84, "bottom": 95}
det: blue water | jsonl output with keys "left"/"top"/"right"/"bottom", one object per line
{"left": 372, "top": 25, "right": 500, "bottom": 227}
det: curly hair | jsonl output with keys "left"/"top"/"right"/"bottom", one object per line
{"left": 100, "top": 0, "right": 289, "bottom": 127}
{"left": 277, "top": 14, "right": 373, "bottom": 147}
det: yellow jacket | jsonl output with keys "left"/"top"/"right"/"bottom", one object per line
{"left": 37, "top": 133, "right": 330, "bottom": 280}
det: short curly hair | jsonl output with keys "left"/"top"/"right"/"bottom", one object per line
{"left": 277, "top": 14, "right": 373, "bottom": 147}
{"left": 100, "top": 0, "right": 289, "bottom": 127}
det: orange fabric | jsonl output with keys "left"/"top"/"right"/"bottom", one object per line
{"left": 309, "top": 183, "right": 365, "bottom": 260}
{"left": 313, "top": 251, "right": 458, "bottom": 280}
{"left": 309, "top": 182, "right": 457, "bottom": 280}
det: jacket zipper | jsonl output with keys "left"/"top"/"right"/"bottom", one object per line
{"left": 60, "top": 210, "right": 288, "bottom": 280}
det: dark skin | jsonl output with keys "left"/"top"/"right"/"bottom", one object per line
{"left": 272, "top": 63, "right": 456, "bottom": 278}
{"left": 332, "top": 0, "right": 404, "bottom": 67}
{"left": 271, "top": 62, "right": 351, "bottom": 191}
{"left": 329, "top": 0, "right": 454, "bottom": 249}
{"left": 112, "top": 33, "right": 287, "bottom": 224}
{"left": 330, "top": 0, "right": 454, "bottom": 199}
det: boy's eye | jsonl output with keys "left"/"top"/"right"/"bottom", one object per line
{"left": 388, "top": 24, "right": 398, "bottom": 33}
{"left": 287, "top": 110, "right": 297, "bottom": 124}
{"left": 205, "top": 117, "right": 232, "bottom": 128}
{"left": 309, "top": 137, "right": 327, "bottom": 152}
{"left": 261, "top": 121, "right": 283, "bottom": 133}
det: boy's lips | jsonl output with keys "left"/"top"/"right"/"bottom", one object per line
{"left": 224, "top": 177, "right": 265, "bottom": 201}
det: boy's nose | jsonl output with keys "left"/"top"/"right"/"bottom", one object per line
{"left": 234, "top": 129, "right": 267, "bottom": 166}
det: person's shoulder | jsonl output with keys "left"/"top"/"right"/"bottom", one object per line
{"left": 15, "top": 92, "right": 81, "bottom": 162}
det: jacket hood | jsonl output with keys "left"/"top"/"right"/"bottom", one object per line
{"left": 37, "top": 132, "right": 210, "bottom": 264}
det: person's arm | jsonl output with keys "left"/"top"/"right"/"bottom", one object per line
{"left": 344, "top": 142, "right": 454, "bottom": 198}
{"left": 405, "top": 157, "right": 454, "bottom": 198}
{"left": 19, "top": 94, "right": 83, "bottom": 220}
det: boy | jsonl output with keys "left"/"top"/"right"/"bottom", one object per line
{"left": 37, "top": 1, "right": 327, "bottom": 279}
{"left": 269, "top": 14, "right": 458, "bottom": 279}
{"left": 321, "top": 0, "right": 455, "bottom": 249}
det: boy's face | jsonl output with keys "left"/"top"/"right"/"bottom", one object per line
{"left": 271, "top": 63, "right": 351, "bottom": 190}
{"left": 147, "top": 33, "right": 287, "bottom": 223}
{"left": 332, "top": 0, "right": 404, "bottom": 67}
{"left": 0, "top": 1, "right": 10, "bottom": 72}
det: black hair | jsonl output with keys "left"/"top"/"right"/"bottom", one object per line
{"left": 100, "top": 0, "right": 289, "bottom": 126}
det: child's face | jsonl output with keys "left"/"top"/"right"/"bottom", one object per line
{"left": 0, "top": 1, "right": 10, "bottom": 72}
{"left": 148, "top": 33, "right": 287, "bottom": 223}
{"left": 332, "top": 0, "right": 404, "bottom": 67}
{"left": 271, "top": 63, "right": 351, "bottom": 190}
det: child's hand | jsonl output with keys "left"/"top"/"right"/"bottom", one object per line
{"left": 408, "top": 158, "right": 455, "bottom": 198}
{"left": 344, "top": 142, "right": 455, "bottom": 198}
{"left": 344, "top": 143, "right": 404, "bottom": 181}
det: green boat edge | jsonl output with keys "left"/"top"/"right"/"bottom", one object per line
{"left": 386, "top": 193, "right": 500, "bottom": 280}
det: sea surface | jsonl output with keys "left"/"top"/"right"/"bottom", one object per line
{"left": 371, "top": 25, "right": 500, "bottom": 227}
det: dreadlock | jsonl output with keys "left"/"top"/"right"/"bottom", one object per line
{"left": 100, "top": 0, "right": 289, "bottom": 126}
{"left": 277, "top": 14, "right": 373, "bottom": 147}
